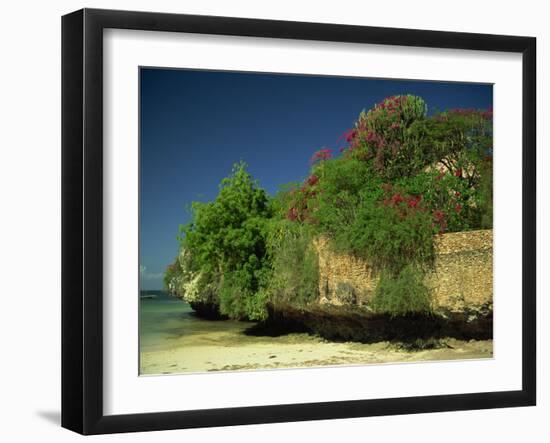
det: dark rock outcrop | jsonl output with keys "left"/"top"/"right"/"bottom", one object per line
{"left": 189, "top": 301, "right": 228, "bottom": 320}
{"left": 262, "top": 302, "right": 492, "bottom": 344}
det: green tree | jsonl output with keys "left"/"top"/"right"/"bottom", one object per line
{"left": 178, "top": 162, "right": 272, "bottom": 320}
{"left": 346, "top": 95, "right": 430, "bottom": 179}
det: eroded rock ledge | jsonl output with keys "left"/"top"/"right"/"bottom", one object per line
{"left": 257, "top": 302, "right": 492, "bottom": 344}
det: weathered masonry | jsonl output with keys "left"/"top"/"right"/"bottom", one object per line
{"left": 316, "top": 229, "right": 493, "bottom": 315}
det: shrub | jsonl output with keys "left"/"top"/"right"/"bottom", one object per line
{"left": 312, "top": 163, "right": 435, "bottom": 274}
{"left": 372, "top": 265, "right": 433, "bottom": 317}
{"left": 344, "top": 95, "right": 430, "bottom": 179}
{"left": 335, "top": 282, "right": 356, "bottom": 304}
{"left": 218, "top": 261, "right": 270, "bottom": 320}
{"left": 265, "top": 220, "right": 319, "bottom": 307}
{"left": 311, "top": 157, "right": 383, "bottom": 231}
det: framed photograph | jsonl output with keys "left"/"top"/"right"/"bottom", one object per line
{"left": 61, "top": 8, "right": 536, "bottom": 435}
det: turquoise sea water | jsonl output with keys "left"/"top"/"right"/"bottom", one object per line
{"left": 139, "top": 291, "right": 189, "bottom": 351}
{"left": 139, "top": 291, "right": 249, "bottom": 352}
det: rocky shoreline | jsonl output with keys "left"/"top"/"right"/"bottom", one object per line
{"left": 251, "top": 302, "right": 492, "bottom": 345}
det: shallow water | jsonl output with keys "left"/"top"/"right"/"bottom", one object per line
{"left": 139, "top": 291, "right": 493, "bottom": 375}
{"left": 139, "top": 292, "right": 251, "bottom": 351}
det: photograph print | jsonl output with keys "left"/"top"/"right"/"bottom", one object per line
{"left": 139, "top": 68, "right": 493, "bottom": 375}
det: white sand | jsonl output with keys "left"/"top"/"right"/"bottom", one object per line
{"left": 140, "top": 329, "right": 493, "bottom": 375}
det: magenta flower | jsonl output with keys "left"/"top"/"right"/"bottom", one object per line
{"left": 307, "top": 174, "right": 319, "bottom": 186}
{"left": 344, "top": 129, "right": 357, "bottom": 142}
{"left": 310, "top": 148, "right": 333, "bottom": 164}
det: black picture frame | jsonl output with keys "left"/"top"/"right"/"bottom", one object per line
{"left": 61, "top": 8, "right": 536, "bottom": 435}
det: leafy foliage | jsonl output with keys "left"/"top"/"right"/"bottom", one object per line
{"left": 165, "top": 95, "right": 493, "bottom": 320}
{"left": 177, "top": 162, "right": 272, "bottom": 320}
{"left": 344, "top": 95, "right": 429, "bottom": 179}
{"left": 372, "top": 265, "right": 433, "bottom": 317}
{"left": 281, "top": 95, "right": 492, "bottom": 316}
{"left": 264, "top": 219, "right": 319, "bottom": 307}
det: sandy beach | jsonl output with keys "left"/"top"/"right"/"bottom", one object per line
{"left": 139, "top": 293, "right": 492, "bottom": 375}
{"left": 140, "top": 317, "right": 493, "bottom": 375}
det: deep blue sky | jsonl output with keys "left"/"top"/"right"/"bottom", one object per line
{"left": 139, "top": 68, "right": 492, "bottom": 290}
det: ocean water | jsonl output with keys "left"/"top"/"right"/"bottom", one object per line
{"left": 139, "top": 291, "right": 187, "bottom": 351}
{"left": 139, "top": 291, "right": 249, "bottom": 352}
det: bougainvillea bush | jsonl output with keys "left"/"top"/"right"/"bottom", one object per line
{"left": 165, "top": 95, "right": 493, "bottom": 319}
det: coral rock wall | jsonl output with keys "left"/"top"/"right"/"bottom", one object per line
{"left": 316, "top": 230, "right": 493, "bottom": 314}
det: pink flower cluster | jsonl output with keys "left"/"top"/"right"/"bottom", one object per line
{"left": 310, "top": 148, "right": 332, "bottom": 164}
{"left": 343, "top": 129, "right": 357, "bottom": 143}
{"left": 375, "top": 95, "right": 409, "bottom": 113}
{"left": 407, "top": 195, "right": 422, "bottom": 208}
{"left": 307, "top": 174, "right": 319, "bottom": 186}
{"left": 285, "top": 173, "right": 322, "bottom": 223}
{"left": 381, "top": 189, "right": 428, "bottom": 222}
{"left": 432, "top": 209, "right": 447, "bottom": 233}
{"left": 365, "top": 130, "right": 386, "bottom": 148}
{"left": 384, "top": 192, "right": 422, "bottom": 210}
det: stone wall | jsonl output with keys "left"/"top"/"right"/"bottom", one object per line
{"left": 316, "top": 229, "right": 493, "bottom": 314}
